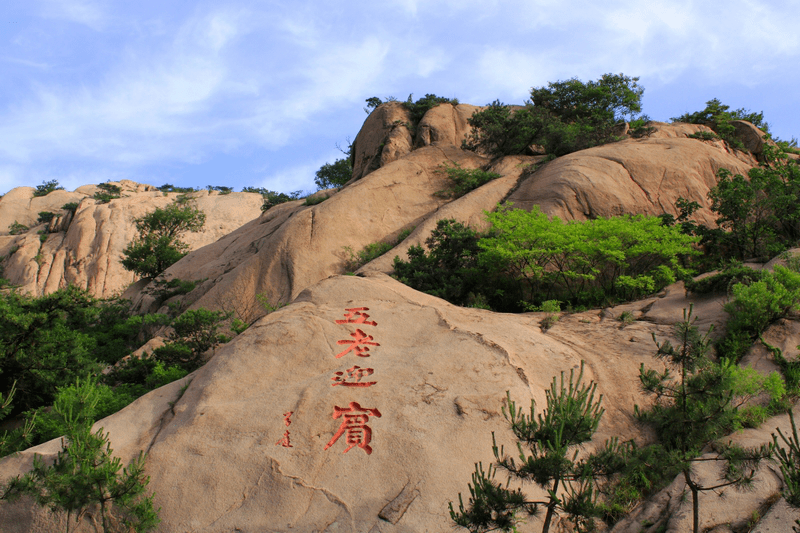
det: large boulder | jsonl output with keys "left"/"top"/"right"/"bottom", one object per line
{"left": 505, "top": 123, "right": 755, "bottom": 223}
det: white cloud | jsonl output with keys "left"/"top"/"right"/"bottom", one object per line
{"left": 38, "top": 0, "right": 108, "bottom": 30}
{"left": 0, "top": 9, "right": 249, "bottom": 166}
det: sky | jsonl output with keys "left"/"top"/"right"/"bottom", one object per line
{"left": 1, "top": 0, "right": 799, "bottom": 196}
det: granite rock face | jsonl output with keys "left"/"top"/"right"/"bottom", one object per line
{"left": 1, "top": 103, "right": 796, "bottom": 532}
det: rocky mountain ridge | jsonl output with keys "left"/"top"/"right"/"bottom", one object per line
{"left": 0, "top": 101, "right": 798, "bottom": 532}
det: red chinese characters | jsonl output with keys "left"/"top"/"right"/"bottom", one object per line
{"left": 335, "top": 329, "right": 379, "bottom": 358}
{"left": 326, "top": 306, "right": 383, "bottom": 455}
{"left": 331, "top": 365, "right": 376, "bottom": 388}
{"left": 335, "top": 307, "right": 377, "bottom": 326}
{"left": 323, "top": 402, "right": 382, "bottom": 455}
{"left": 275, "top": 411, "right": 294, "bottom": 448}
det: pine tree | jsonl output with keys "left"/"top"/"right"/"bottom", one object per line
{"left": 450, "top": 362, "right": 628, "bottom": 533}
{"left": 637, "top": 305, "right": 773, "bottom": 533}
{"left": 1, "top": 378, "right": 160, "bottom": 532}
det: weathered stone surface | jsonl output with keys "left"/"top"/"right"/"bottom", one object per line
{"left": 414, "top": 103, "right": 481, "bottom": 149}
{"left": 0, "top": 188, "right": 263, "bottom": 297}
{"left": 506, "top": 123, "right": 755, "bottom": 223}
{"left": 1, "top": 102, "right": 796, "bottom": 533}
{"left": 351, "top": 102, "right": 414, "bottom": 182}
{"left": 2, "top": 272, "right": 719, "bottom": 532}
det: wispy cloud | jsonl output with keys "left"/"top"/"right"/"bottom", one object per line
{"left": 37, "top": 0, "right": 108, "bottom": 30}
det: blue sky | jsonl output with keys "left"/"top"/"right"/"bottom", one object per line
{"left": 1, "top": 0, "right": 798, "bottom": 196}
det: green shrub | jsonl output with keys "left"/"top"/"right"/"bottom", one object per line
{"left": 719, "top": 266, "right": 800, "bottom": 360}
{"left": 61, "top": 202, "right": 79, "bottom": 214}
{"left": 32, "top": 180, "right": 63, "bottom": 197}
{"left": 684, "top": 262, "right": 766, "bottom": 294}
{"left": 450, "top": 363, "right": 628, "bottom": 533}
{"left": 638, "top": 307, "right": 776, "bottom": 533}
{"left": 464, "top": 74, "right": 643, "bottom": 158}
{"left": 688, "top": 130, "right": 720, "bottom": 141}
{"left": 207, "top": 185, "right": 232, "bottom": 194}
{"left": 672, "top": 98, "right": 769, "bottom": 150}
{"left": 344, "top": 241, "right": 395, "bottom": 272}
{"left": 145, "top": 278, "right": 198, "bottom": 305}
{"left": 152, "top": 308, "right": 230, "bottom": 372}
{"left": 94, "top": 183, "right": 122, "bottom": 204}
{"left": 36, "top": 212, "right": 56, "bottom": 225}
{"left": 393, "top": 219, "right": 486, "bottom": 306}
{"left": 629, "top": 115, "right": 656, "bottom": 138}
{"left": 121, "top": 201, "right": 206, "bottom": 279}
{"left": 435, "top": 163, "right": 501, "bottom": 198}
{"left": 1, "top": 377, "right": 160, "bottom": 533}
{"left": 772, "top": 411, "right": 800, "bottom": 532}
{"left": 314, "top": 158, "right": 352, "bottom": 190}
{"left": 157, "top": 184, "right": 196, "bottom": 193}
{"left": 304, "top": 194, "right": 329, "bottom": 206}
{"left": 479, "top": 205, "right": 697, "bottom": 308}
{"left": 403, "top": 93, "right": 458, "bottom": 126}
{"left": 8, "top": 221, "right": 28, "bottom": 235}
{"left": 241, "top": 187, "right": 302, "bottom": 211}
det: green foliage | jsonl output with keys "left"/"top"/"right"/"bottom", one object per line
{"left": 61, "top": 202, "right": 79, "bottom": 214}
{"left": 435, "top": 163, "right": 501, "bottom": 198}
{"left": 479, "top": 206, "right": 696, "bottom": 308}
{"left": 772, "top": 410, "right": 800, "bottom": 532}
{"left": 628, "top": 115, "right": 656, "bottom": 138}
{"left": 707, "top": 158, "right": 800, "bottom": 261}
{"left": 151, "top": 309, "right": 230, "bottom": 372}
{"left": 1, "top": 377, "right": 160, "bottom": 533}
{"left": 314, "top": 158, "right": 352, "bottom": 190}
{"left": 37, "top": 211, "right": 56, "bottom": 225}
{"left": 364, "top": 96, "right": 383, "bottom": 113}
{"left": 344, "top": 241, "right": 394, "bottom": 273}
{"left": 464, "top": 74, "right": 643, "bottom": 158}
{"left": 364, "top": 94, "right": 458, "bottom": 126}
{"left": 672, "top": 98, "right": 769, "bottom": 149}
{"left": 94, "top": 183, "right": 122, "bottom": 204}
{"left": 145, "top": 278, "right": 198, "bottom": 306}
{"left": 0, "top": 286, "right": 104, "bottom": 412}
{"left": 206, "top": 185, "right": 232, "bottom": 194}
{"left": 687, "top": 130, "right": 720, "bottom": 141}
{"left": 402, "top": 93, "right": 458, "bottom": 126}
{"left": 637, "top": 306, "right": 774, "bottom": 533}
{"left": 304, "top": 194, "right": 329, "bottom": 206}
{"left": 8, "top": 221, "right": 28, "bottom": 235}
{"left": 719, "top": 266, "right": 800, "bottom": 360}
{"left": 33, "top": 180, "right": 64, "bottom": 197}
{"left": 529, "top": 73, "right": 643, "bottom": 125}
{"left": 242, "top": 187, "right": 303, "bottom": 211}
{"left": 121, "top": 201, "right": 206, "bottom": 279}
{"left": 450, "top": 363, "right": 628, "bottom": 533}
{"left": 156, "top": 184, "right": 195, "bottom": 193}
{"left": 394, "top": 219, "right": 487, "bottom": 306}
{"left": 684, "top": 262, "right": 766, "bottom": 295}
{"left": 523, "top": 300, "right": 561, "bottom": 331}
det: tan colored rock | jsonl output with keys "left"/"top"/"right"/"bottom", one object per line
{"left": 351, "top": 102, "right": 414, "bottom": 182}
{"left": 360, "top": 154, "right": 538, "bottom": 275}
{"left": 506, "top": 123, "right": 755, "bottom": 223}
{"left": 414, "top": 103, "right": 481, "bottom": 148}
{"left": 0, "top": 188, "right": 263, "bottom": 297}
{"left": 171, "top": 145, "right": 481, "bottom": 316}
{"left": 731, "top": 120, "right": 768, "bottom": 158}
{"left": 2, "top": 272, "right": 719, "bottom": 533}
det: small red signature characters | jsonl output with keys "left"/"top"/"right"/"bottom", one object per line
{"left": 324, "top": 402, "right": 382, "bottom": 455}
{"left": 335, "top": 329, "right": 379, "bottom": 358}
{"left": 275, "top": 411, "right": 294, "bottom": 448}
{"left": 331, "top": 365, "right": 376, "bottom": 388}
{"left": 275, "top": 431, "right": 292, "bottom": 448}
{"left": 335, "top": 307, "right": 377, "bottom": 326}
